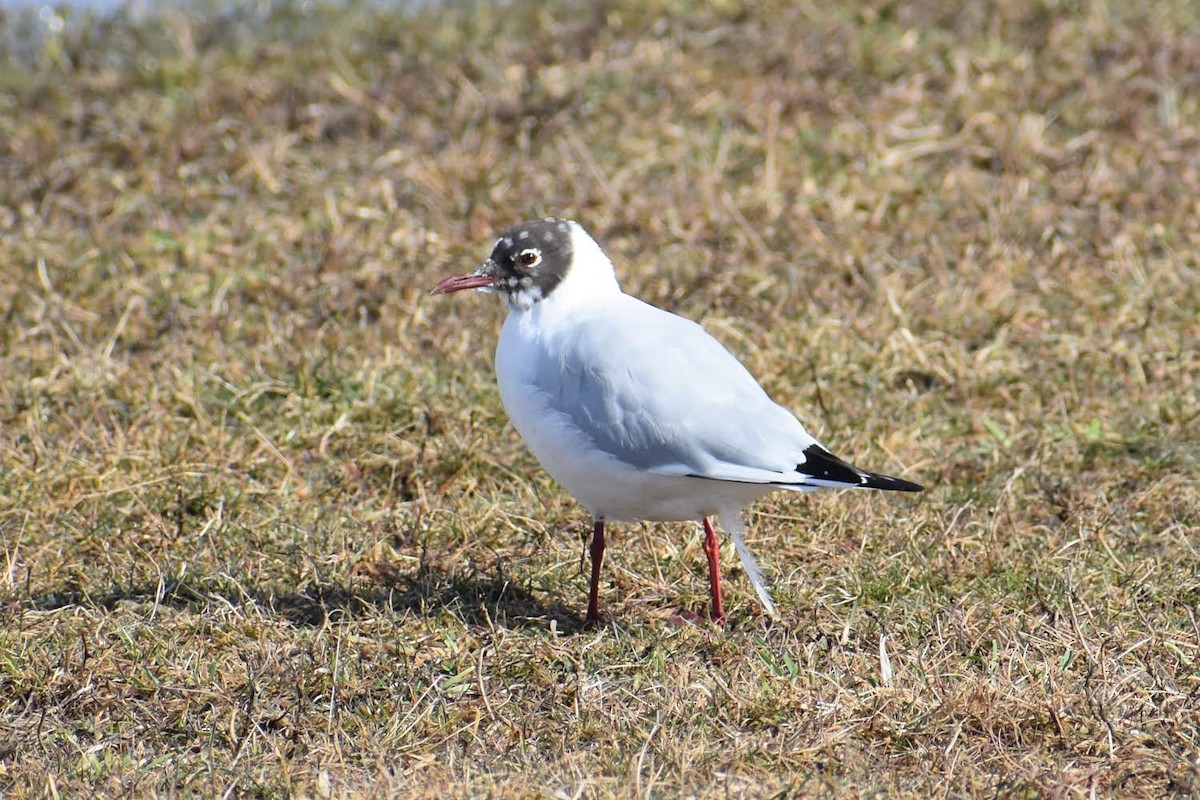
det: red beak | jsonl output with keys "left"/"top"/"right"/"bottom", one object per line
{"left": 432, "top": 261, "right": 499, "bottom": 294}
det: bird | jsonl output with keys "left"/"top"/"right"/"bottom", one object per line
{"left": 432, "top": 217, "right": 923, "bottom": 625}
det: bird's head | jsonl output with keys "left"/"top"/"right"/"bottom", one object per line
{"left": 433, "top": 217, "right": 577, "bottom": 311}
{"left": 433, "top": 217, "right": 622, "bottom": 312}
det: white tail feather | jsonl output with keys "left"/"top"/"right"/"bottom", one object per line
{"left": 719, "top": 507, "right": 779, "bottom": 619}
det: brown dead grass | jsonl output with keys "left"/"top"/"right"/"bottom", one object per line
{"left": 1, "top": 0, "right": 1198, "bottom": 797}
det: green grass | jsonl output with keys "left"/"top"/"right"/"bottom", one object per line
{"left": 2, "top": 0, "right": 1199, "bottom": 796}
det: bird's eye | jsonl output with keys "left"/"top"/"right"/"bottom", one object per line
{"left": 517, "top": 249, "right": 541, "bottom": 268}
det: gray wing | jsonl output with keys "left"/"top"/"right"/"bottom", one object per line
{"left": 533, "top": 296, "right": 821, "bottom": 484}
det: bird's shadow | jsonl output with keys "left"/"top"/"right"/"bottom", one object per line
{"left": 15, "top": 560, "right": 590, "bottom": 633}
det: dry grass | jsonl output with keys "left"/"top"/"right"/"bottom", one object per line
{"left": 2, "top": 0, "right": 1199, "bottom": 796}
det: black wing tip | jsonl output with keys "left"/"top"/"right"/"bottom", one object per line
{"left": 860, "top": 472, "right": 925, "bottom": 492}
{"left": 798, "top": 444, "right": 924, "bottom": 492}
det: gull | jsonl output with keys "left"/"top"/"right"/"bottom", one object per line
{"left": 433, "top": 217, "right": 923, "bottom": 624}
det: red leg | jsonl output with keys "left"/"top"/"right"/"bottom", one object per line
{"left": 586, "top": 518, "right": 605, "bottom": 625}
{"left": 702, "top": 516, "right": 725, "bottom": 623}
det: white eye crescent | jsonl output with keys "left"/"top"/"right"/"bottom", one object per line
{"left": 517, "top": 248, "right": 541, "bottom": 268}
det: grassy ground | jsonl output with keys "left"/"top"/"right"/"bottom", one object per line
{"left": 2, "top": 0, "right": 1198, "bottom": 796}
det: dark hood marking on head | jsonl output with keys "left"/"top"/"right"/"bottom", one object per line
{"left": 488, "top": 218, "right": 575, "bottom": 306}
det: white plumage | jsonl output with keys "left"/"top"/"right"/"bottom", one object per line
{"left": 434, "top": 218, "right": 922, "bottom": 624}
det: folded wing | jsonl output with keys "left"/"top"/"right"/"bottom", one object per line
{"left": 528, "top": 296, "right": 913, "bottom": 491}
